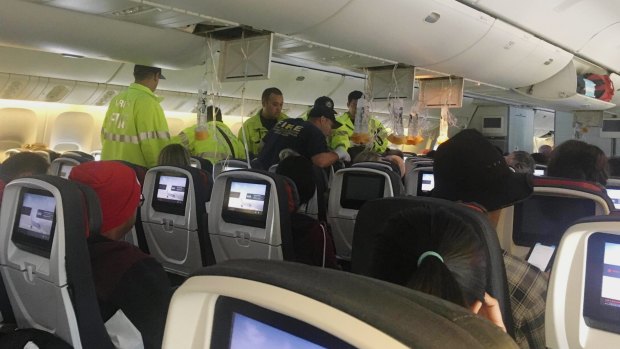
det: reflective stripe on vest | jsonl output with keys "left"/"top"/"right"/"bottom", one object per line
{"left": 102, "top": 131, "right": 140, "bottom": 144}
{"left": 138, "top": 131, "right": 170, "bottom": 141}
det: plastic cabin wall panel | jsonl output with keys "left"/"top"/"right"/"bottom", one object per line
{"left": 508, "top": 106, "right": 535, "bottom": 153}
{"left": 49, "top": 112, "right": 95, "bottom": 152}
{"left": 554, "top": 111, "right": 575, "bottom": 145}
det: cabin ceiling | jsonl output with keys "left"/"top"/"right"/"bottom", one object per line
{"left": 11, "top": 0, "right": 620, "bottom": 114}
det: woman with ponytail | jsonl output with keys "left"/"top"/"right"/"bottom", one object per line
{"left": 370, "top": 206, "right": 506, "bottom": 331}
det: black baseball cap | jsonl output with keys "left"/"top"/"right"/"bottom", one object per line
{"left": 308, "top": 96, "right": 341, "bottom": 129}
{"left": 134, "top": 64, "right": 166, "bottom": 79}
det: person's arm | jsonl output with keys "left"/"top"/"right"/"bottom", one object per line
{"left": 311, "top": 152, "right": 339, "bottom": 168}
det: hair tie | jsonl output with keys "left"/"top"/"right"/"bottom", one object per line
{"left": 417, "top": 251, "right": 444, "bottom": 267}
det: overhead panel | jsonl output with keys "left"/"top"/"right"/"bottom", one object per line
{"left": 155, "top": 0, "right": 349, "bottom": 34}
{"left": 0, "top": 46, "right": 123, "bottom": 83}
{"left": 0, "top": 0, "right": 205, "bottom": 69}
{"left": 298, "top": 0, "right": 494, "bottom": 67}
{"left": 460, "top": 0, "right": 620, "bottom": 54}
{"left": 578, "top": 23, "right": 620, "bottom": 73}
{"left": 426, "top": 20, "right": 573, "bottom": 88}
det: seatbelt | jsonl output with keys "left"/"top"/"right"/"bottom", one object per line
{"left": 216, "top": 126, "right": 236, "bottom": 159}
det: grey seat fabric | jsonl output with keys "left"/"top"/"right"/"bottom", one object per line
{"left": 193, "top": 259, "right": 518, "bottom": 349}
{"left": 350, "top": 196, "right": 516, "bottom": 338}
{"left": 0, "top": 175, "right": 113, "bottom": 348}
{"left": 141, "top": 165, "right": 214, "bottom": 276}
{"left": 208, "top": 169, "right": 295, "bottom": 263}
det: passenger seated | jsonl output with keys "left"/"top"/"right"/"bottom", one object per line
{"left": 157, "top": 143, "right": 191, "bottom": 167}
{"left": 353, "top": 149, "right": 405, "bottom": 178}
{"left": 505, "top": 151, "right": 535, "bottom": 174}
{"left": 69, "top": 161, "right": 171, "bottom": 349}
{"left": 276, "top": 156, "right": 339, "bottom": 268}
{"left": 608, "top": 156, "right": 620, "bottom": 178}
{"left": 433, "top": 129, "right": 547, "bottom": 349}
{"left": 0, "top": 152, "right": 50, "bottom": 203}
{"left": 369, "top": 206, "right": 506, "bottom": 332}
{"left": 547, "top": 140, "right": 609, "bottom": 186}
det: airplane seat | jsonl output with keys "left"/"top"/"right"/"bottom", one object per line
{"left": 605, "top": 178, "right": 620, "bottom": 211}
{"left": 327, "top": 166, "right": 404, "bottom": 261}
{"left": 208, "top": 169, "right": 295, "bottom": 263}
{"left": 0, "top": 175, "right": 114, "bottom": 348}
{"left": 545, "top": 216, "right": 620, "bottom": 348}
{"left": 141, "top": 165, "right": 215, "bottom": 277}
{"left": 351, "top": 161, "right": 405, "bottom": 195}
{"left": 163, "top": 259, "right": 517, "bottom": 349}
{"left": 113, "top": 160, "right": 149, "bottom": 252}
{"left": 534, "top": 164, "right": 547, "bottom": 176}
{"left": 62, "top": 151, "right": 95, "bottom": 162}
{"left": 189, "top": 156, "right": 214, "bottom": 173}
{"left": 213, "top": 159, "right": 250, "bottom": 177}
{"left": 496, "top": 176, "right": 614, "bottom": 259}
{"left": 49, "top": 156, "right": 84, "bottom": 179}
{"left": 404, "top": 165, "right": 434, "bottom": 196}
{"left": 275, "top": 162, "right": 329, "bottom": 222}
{"left": 405, "top": 157, "right": 433, "bottom": 174}
{"left": 350, "top": 196, "right": 515, "bottom": 338}
{"left": 267, "top": 163, "right": 278, "bottom": 173}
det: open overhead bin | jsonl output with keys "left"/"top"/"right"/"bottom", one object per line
{"left": 513, "top": 60, "right": 616, "bottom": 111}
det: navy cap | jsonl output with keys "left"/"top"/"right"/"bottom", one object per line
{"left": 134, "top": 64, "right": 166, "bottom": 79}
{"left": 308, "top": 96, "right": 341, "bottom": 129}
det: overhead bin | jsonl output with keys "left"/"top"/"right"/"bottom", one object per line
{"left": 460, "top": 0, "right": 616, "bottom": 54}
{"left": 425, "top": 20, "right": 573, "bottom": 88}
{"left": 513, "top": 60, "right": 616, "bottom": 111}
{"left": 157, "top": 0, "right": 350, "bottom": 35}
{"left": 0, "top": 0, "right": 205, "bottom": 69}
{"left": 578, "top": 23, "right": 620, "bottom": 73}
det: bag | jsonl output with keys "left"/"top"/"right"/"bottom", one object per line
{"left": 584, "top": 73, "right": 615, "bottom": 102}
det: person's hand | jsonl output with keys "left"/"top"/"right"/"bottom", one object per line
{"left": 472, "top": 293, "right": 507, "bottom": 332}
{"left": 334, "top": 147, "right": 351, "bottom": 162}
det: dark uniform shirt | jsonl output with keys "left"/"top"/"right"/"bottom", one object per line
{"left": 257, "top": 118, "right": 328, "bottom": 169}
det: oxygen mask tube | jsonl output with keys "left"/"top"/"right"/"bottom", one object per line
{"left": 351, "top": 98, "right": 371, "bottom": 145}
{"left": 195, "top": 88, "right": 209, "bottom": 141}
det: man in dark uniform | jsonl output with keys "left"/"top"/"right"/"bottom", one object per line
{"left": 256, "top": 96, "right": 351, "bottom": 169}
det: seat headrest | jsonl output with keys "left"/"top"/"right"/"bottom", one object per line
{"left": 189, "top": 260, "right": 517, "bottom": 349}
{"left": 281, "top": 176, "right": 300, "bottom": 213}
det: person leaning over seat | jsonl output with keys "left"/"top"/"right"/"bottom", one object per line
{"left": 329, "top": 90, "right": 389, "bottom": 154}
{"left": 174, "top": 106, "right": 246, "bottom": 164}
{"left": 255, "top": 96, "right": 351, "bottom": 170}
{"left": 101, "top": 65, "right": 171, "bottom": 168}
{"left": 237, "top": 87, "right": 288, "bottom": 159}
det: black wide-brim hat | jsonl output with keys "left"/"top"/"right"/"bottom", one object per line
{"left": 432, "top": 129, "right": 533, "bottom": 212}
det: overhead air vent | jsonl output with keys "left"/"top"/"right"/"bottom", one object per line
{"left": 96, "top": 90, "right": 117, "bottom": 106}
{"left": 45, "top": 85, "right": 70, "bottom": 102}
{"left": 2, "top": 80, "right": 24, "bottom": 99}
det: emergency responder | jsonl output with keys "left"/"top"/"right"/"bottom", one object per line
{"left": 175, "top": 106, "right": 246, "bottom": 164}
{"left": 330, "top": 90, "right": 389, "bottom": 153}
{"left": 238, "top": 87, "right": 288, "bottom": 158}
{"left": 256, "top": 96, "right": 351, "bottom": 169}
{"left": 101, "top": 65, "right": 171, "bottom": 168}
